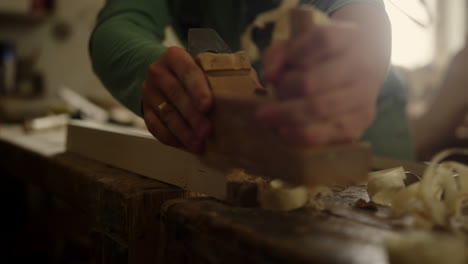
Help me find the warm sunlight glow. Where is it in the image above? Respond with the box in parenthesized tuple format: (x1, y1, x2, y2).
(385, 0, 466, 69)
(384, 0, 435, 68)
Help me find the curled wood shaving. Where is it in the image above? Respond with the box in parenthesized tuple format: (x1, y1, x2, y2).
(240, 0, 300, 62)
(258, 179, 333, 211)
(241, 3, 331, 63)
(259, 179, 309, 210)
(367, 167, 406, 206)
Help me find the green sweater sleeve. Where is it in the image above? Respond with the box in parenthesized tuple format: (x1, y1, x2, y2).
(90, 0, 171, 117)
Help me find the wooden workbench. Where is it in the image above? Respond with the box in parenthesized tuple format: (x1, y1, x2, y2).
(0, 125, 397, 264)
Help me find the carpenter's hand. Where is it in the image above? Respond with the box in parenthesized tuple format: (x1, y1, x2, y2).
(256, 22, 384, 145)
(142, 47, 212, 152)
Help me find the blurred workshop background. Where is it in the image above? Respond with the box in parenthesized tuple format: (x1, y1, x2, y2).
(0, 0, 467, 159)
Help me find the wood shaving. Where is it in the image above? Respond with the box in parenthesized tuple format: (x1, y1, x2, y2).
(258, 179, 333, 211)
(240, 0, 300, 62)
(241, 2, 331, 63)
(259, 179, 309, 210)
(367, 167, 406, 206)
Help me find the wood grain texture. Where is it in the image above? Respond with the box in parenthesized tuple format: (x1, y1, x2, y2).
(161, 194, 395, 264)
(0, 132, 199, 264)
(66, 122, 292, 207)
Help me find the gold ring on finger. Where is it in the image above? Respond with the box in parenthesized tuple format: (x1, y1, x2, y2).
(158, 101, 168, 112)
(157, 101, 175, 122)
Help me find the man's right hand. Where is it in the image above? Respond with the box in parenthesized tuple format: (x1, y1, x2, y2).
(142, 47, 212, 153)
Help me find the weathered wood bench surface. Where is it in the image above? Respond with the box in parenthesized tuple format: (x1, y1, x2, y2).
(0, 125, 397, 264)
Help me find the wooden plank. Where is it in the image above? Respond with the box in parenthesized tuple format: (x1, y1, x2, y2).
(66, 120, 227, 199)
(66, 122, 321, 207)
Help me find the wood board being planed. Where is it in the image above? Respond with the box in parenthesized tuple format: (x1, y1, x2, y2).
(66, 120, 227, 199)
(66, 121, 426, 206)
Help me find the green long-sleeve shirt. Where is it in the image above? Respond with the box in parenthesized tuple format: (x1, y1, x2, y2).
(90, 0, 415, 160)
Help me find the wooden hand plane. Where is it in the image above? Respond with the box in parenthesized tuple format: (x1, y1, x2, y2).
(189, 7, 371, 187)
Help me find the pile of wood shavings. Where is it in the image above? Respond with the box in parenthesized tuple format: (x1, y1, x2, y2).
(368, 149, 468, 231)
(368, 149, 468, 264)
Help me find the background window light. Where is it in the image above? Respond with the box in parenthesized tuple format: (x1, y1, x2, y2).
(384, 0, 436, 68)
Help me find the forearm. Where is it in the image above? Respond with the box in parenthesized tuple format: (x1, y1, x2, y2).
(90, 0, 170, 116)
(332, 3, 392, 86)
